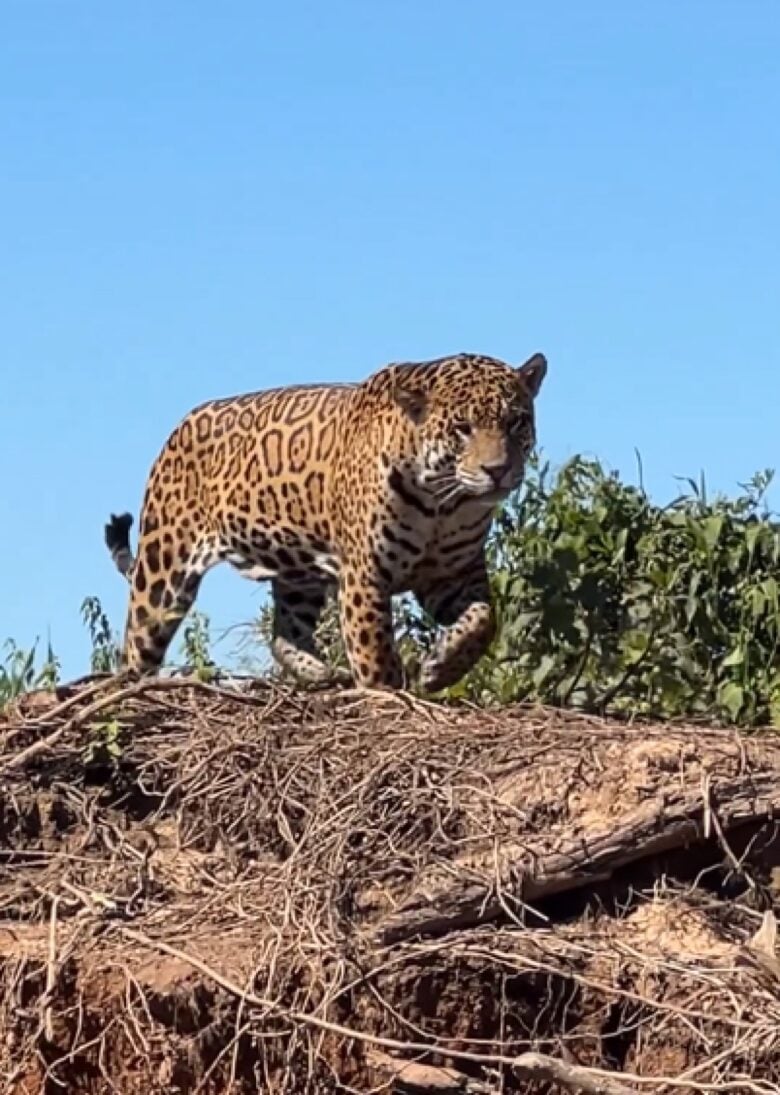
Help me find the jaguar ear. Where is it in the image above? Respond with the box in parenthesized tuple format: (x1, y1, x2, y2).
(390, 371, 428, 424)
(516, 352, 547, 398)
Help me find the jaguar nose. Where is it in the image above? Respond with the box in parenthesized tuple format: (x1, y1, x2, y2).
(481, 460, 512, 487)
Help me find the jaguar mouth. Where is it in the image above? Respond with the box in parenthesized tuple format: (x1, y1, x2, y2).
(478, 486, 512, 504)
(459, 481, 512, 504)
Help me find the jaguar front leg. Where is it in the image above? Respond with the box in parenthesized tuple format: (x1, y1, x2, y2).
(415, 563, 495, 693)
(338, 565, 404, 690)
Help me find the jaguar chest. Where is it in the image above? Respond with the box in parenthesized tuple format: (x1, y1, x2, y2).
(376, 502, 494, 592)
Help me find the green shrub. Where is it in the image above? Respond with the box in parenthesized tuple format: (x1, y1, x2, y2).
(452, 458, 780, 724)
(180, 610, 216, 680)
(81, 596, 122, 673)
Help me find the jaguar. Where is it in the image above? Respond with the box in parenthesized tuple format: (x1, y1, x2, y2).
(105, 351, 547, 691)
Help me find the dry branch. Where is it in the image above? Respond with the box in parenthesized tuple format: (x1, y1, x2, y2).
(367, 1048, 640, 1094)
(1, 681, 780, 1092)
(368, 1052, 498, 1092)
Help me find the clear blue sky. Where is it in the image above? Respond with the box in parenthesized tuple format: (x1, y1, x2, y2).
(2, 1, 779, 679)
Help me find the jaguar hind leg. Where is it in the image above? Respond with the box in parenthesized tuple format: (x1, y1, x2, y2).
(414, 563, 495, 693)
(271, 579, 350, 685)
(122, 528, 221, 673)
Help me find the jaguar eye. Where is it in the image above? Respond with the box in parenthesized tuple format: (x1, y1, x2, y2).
(454, 421, 472, 438)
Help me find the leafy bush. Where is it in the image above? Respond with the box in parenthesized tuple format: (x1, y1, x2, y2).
(453, 458, 780, 724)
(179, 610, 216, 680)
(81, 596, 122, 673)
(263, 457, 780, 725)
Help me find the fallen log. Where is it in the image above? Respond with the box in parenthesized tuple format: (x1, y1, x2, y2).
(378, 772, 780, 943)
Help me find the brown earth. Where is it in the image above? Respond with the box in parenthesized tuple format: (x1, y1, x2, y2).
(1, 675, 780, 1093)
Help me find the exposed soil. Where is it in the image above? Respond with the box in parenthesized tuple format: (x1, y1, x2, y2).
(1, 676, 780, 1093)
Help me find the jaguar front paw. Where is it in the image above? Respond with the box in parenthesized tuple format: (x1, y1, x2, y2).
(418, 655, 460, 694)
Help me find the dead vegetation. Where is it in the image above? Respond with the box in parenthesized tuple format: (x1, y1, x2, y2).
(1, 676, 780, 1093)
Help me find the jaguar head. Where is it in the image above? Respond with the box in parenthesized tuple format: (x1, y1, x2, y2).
(392, 352, 547, 505)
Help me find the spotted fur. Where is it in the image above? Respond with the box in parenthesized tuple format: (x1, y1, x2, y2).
(105, 352, 547, 691)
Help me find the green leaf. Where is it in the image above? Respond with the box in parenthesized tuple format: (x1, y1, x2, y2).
(620, 630, 650, 665)
(719, 682, 744, 721)
(532, 655, 558, 689)
(721, 646, 745, 668)
(700, 515, 724, 553)
(746, 523, 762, 557)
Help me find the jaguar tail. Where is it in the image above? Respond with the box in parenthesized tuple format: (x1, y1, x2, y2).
(104, 512, 135, 580)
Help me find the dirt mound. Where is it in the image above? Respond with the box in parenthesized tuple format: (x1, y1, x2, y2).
(1, 676, 780, 1093)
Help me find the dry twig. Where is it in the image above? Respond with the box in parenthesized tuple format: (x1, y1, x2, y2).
(0, 679, 779, 1091)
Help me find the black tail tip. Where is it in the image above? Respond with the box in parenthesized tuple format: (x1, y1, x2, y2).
(105, 512, 133, 552)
